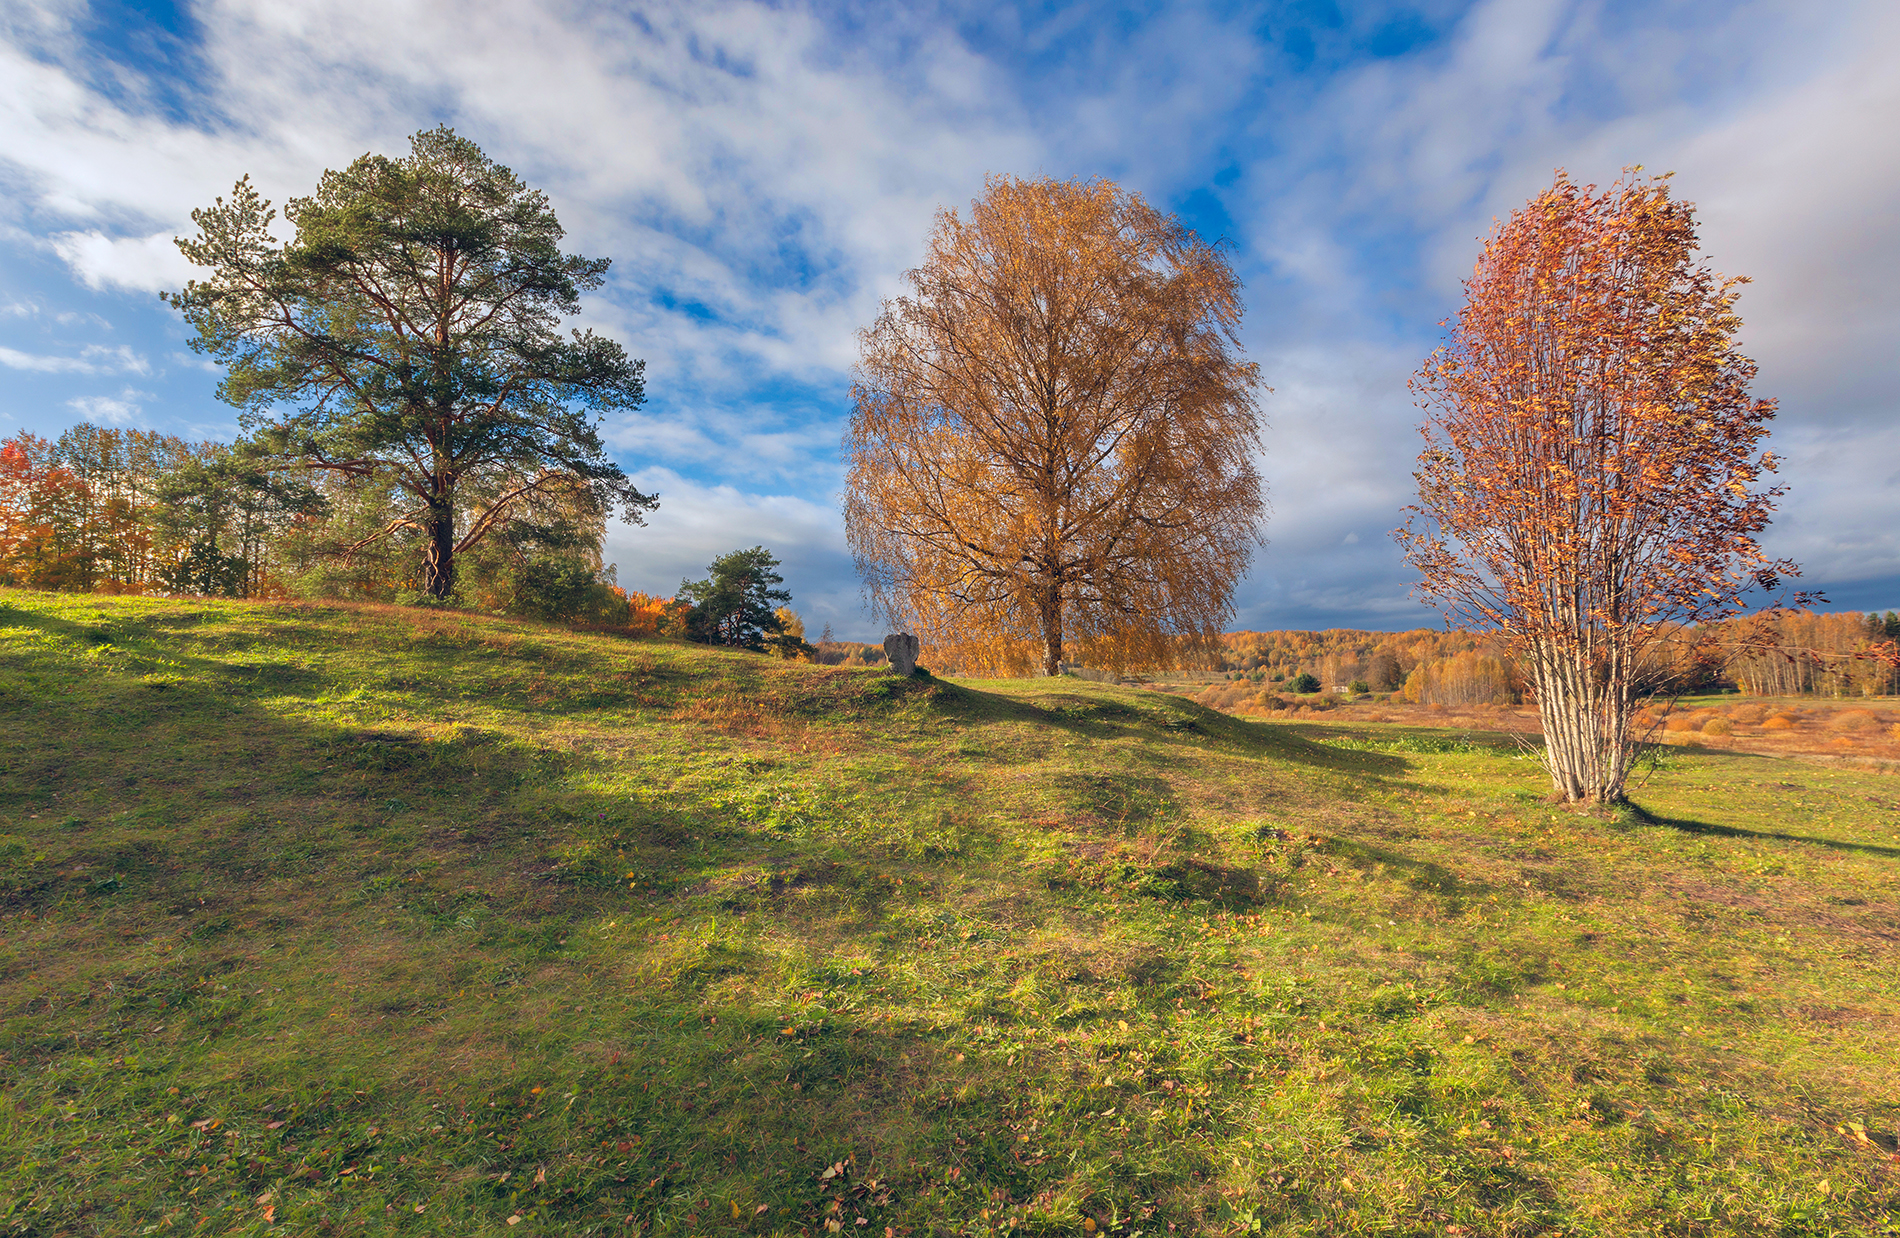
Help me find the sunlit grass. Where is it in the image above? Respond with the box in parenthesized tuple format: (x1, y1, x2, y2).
(1, 590, 1896, 1236)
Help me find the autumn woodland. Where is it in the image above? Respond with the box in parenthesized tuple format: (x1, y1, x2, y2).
(4, 129, 1898, 1237)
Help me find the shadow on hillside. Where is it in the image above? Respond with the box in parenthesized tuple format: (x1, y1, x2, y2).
(1625, 804, 1900, 859)
(928, 678, 1409, 776)
(1309, 833, 1494, 902)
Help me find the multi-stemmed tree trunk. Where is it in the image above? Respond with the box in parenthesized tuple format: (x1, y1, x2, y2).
(167, 127, 654, 599)
(845, 175, 1265, 677)
(1398, 170, 1803, 804)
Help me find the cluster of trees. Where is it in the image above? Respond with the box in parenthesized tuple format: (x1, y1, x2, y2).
(1205, 613, 1900, 709)
(1206, 629, 1523, 706)
(0, 423, 631, 622)
(1, 425, 318, 599)
(1211, 628, 1511, 693)
(0, 427, 821, 655)
(1708, 611, 1900, 697)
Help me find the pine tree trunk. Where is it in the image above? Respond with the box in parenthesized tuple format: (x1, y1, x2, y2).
(421, 502, 456, 599)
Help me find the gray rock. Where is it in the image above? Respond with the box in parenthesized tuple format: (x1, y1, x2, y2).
(883, 632, 920, 676)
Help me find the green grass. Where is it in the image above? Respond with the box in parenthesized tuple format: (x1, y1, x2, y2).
(1, 590, 1896, 1237)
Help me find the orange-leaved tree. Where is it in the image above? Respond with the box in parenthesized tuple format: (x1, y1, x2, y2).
(1397, 170, 1806, 804)
(845, 175, 1265, 677)
(0, 433, 94, 591)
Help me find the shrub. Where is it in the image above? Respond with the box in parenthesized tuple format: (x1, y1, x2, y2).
(1831, 709, 1878, 732)
(1348, 679, 1370, 694)
(1701, 717, 1733, 736)
(1288, 672, 1320, 694)
(1762, 715, 1796, 730)
(1729, 703, 1768, 725)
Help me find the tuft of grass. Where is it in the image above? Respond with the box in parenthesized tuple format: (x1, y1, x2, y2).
(1, 590, 1897, 1236)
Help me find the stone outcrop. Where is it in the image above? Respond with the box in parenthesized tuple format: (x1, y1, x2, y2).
(883, 632, 920, 676)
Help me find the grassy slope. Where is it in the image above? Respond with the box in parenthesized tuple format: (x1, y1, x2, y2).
(0, 591, 1896, 1238)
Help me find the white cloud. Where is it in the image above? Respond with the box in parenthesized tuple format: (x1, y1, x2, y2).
(0, 342, 148, 373)
(49, 229, 196, 293)
(65, 386, 151, 424)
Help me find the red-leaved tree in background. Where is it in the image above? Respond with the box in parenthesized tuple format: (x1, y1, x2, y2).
(0, 435, 93, 592)
(1397, 170, 1807, 804)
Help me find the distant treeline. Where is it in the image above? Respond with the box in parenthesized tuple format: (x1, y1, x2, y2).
(0, 425, 629, 622)
(1198, 616, 1900, 703)
(1203, 629, 1520, 705)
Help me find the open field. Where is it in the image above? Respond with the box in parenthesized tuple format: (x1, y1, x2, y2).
(2, 590, 1897, 1236)
(1176, 680, 1900, 768)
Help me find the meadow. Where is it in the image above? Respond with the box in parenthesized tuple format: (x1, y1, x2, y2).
(1, 591, 1896, 1236)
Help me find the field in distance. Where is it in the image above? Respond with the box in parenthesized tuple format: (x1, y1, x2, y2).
(1178, 678, 1900, 767)
(1, 591, 1896, 1236)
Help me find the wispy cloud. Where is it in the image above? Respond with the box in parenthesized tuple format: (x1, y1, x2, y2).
(0, 343, 149, 374)
(66, 387, 152, 425)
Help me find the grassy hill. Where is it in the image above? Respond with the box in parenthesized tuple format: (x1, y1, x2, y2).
(1, 591, 1896, 1237)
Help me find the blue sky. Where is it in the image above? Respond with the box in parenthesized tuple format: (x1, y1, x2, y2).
(2, 0, 1896, 638)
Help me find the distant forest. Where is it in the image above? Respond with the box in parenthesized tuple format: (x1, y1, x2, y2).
(1199, 617, 1900, 704)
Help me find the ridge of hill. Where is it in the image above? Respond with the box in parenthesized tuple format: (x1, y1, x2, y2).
(1, 592, 1896, 1236)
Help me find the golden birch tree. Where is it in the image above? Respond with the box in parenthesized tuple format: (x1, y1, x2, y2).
(1398, 170, 1805, 804)
(845, 176, 1265, 677)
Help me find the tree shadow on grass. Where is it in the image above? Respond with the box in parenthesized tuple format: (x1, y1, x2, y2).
(927, 677, 1409, 776)
(1624, 803, 1900, 860)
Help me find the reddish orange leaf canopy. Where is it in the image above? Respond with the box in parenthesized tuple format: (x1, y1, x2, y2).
(1397, 169, 1801, 803)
